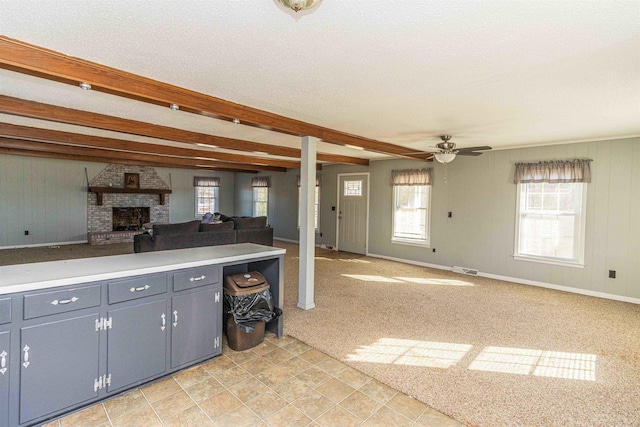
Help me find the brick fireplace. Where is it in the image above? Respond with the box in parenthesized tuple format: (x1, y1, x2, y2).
(87, 165, 170, 245)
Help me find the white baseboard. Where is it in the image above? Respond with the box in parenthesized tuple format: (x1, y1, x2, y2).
(366, 252, 453, 272)
(274, 237, 323, 248)
(0, 240, 88, 250)
(274, 237, 299, 244)
(367, 252, 640, 305)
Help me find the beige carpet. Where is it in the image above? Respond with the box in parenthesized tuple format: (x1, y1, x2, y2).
(276, 242, 640, 427)
(2, 241, 639, 426)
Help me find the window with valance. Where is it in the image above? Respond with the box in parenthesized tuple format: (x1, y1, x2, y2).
(390, 169, 432, 246)
(251, 177, 270, 218)
(514, 159, 591, 266)
(194, 176, 220, 216)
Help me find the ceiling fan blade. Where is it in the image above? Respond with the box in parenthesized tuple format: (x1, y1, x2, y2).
(456, 151, 483, 156)
(457, 146, 492, 152)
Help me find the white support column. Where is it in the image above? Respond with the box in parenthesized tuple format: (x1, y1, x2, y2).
(298, 136, 317, 310)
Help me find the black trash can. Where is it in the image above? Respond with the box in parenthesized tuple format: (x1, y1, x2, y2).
(223, 271, 278, 351)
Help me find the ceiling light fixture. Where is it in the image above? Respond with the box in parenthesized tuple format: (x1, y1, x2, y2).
(79, 82, 92, 90)
(232, 118, 240, 125)
(434, 152, 456, 164)
(169, 103, 179, 111)
(277, 0, 321, 12)
(345, 144, 365, 151)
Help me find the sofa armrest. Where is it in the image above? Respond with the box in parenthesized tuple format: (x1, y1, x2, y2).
(133, 233, 155, 253)
(236, 227, 273, 246)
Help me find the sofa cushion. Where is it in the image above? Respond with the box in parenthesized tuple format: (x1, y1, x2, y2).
(232, 216, 267, 229)
(199, 221, 235, 232)
(153, 220, 201, 236)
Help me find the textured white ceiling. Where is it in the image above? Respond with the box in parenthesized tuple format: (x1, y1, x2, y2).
(1, 0, 639, 160)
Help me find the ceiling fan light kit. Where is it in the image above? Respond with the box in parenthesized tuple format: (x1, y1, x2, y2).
(434, 152, 456, 164)
(432, 135, 492, 164)
(277, 0, 321, 12)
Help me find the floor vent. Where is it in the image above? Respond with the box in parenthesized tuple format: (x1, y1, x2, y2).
(453, 266, 479, 276)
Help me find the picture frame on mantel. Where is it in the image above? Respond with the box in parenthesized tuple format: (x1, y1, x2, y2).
(124, 173, 140, 189)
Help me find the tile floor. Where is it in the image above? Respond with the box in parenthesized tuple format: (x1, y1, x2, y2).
(43, 333, 462, 427)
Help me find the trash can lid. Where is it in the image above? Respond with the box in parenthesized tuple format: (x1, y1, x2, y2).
(224, 271, 269, 295)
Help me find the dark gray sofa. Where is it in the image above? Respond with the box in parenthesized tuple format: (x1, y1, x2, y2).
(133, 216, 273, 253)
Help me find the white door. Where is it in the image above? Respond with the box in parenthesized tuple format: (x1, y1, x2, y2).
(337, 174, 368, 254)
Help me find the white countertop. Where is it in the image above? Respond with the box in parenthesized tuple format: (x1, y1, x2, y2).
(0, 243, 285, 295)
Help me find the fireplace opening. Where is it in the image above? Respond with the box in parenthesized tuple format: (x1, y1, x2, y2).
(112, 207, 150, 231)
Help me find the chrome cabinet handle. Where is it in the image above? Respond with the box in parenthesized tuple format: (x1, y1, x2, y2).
(130, 285, 151, 292)
(22, 345, 30, 368)
(0, 350, 7, 375)
(173, 310, 178, 327)
(189, 275, 206, 282)
(51, 297, 79, 305)
(161, 313, 166, 331)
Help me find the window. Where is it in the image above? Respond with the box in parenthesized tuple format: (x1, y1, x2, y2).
(193, 176, 220, 216)
(344, 180, 362, 196)
(251, 176, 271, 220)
(515, 182, 586, 264)
(391, 169, 432, 246)
(253, 187, 268, 218)
(393, 185, 430, 245)
(513, 159, 591, 266)
(298, 186, 320, 231)
(195, 186, 218, 216)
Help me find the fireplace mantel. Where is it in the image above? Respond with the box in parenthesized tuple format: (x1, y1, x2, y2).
(88, 187, 172, 205)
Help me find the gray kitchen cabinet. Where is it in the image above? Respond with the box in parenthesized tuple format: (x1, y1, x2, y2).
(0, 244, 284, 426)
(171, 287, 221, 369)
(107, 299, 168, 392)
(19, 313, 100, 424)
(0, 330, 9, 427)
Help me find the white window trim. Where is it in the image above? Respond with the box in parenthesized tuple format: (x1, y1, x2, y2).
(252, 187, 269, 219)
(391, 184, 431, 247)
(194, 186, 218, 217)
(513, 182, 587, 268)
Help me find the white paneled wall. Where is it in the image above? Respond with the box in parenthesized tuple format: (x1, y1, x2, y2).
(319, 138, 640, 301)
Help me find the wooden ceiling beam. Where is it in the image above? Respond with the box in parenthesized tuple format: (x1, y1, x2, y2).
(0, 137, 286, 172)
(0, 147, 258, 173)
(0, 36, 423, 161)
(0, 122, 302, 170)
(0, 95, 364, 167)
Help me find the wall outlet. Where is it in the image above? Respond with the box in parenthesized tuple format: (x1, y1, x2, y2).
(432, 248, 436, 253)
(448, 212, 452, 218)
(24, 230, 29, 236)
(609, 270, 616, 279)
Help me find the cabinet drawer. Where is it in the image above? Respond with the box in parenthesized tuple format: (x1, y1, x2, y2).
(23, 285, 102, 320)
(108, 274, 167, 304)
(173, 266, 220, 292)
(0, 297, 10, 325)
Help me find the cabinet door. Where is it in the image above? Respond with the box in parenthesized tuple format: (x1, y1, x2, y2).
(107, 300, 167, 392)
(171, 288, 220, 369)
(20, 313, 100, 424)
(0, 331, 9, 427)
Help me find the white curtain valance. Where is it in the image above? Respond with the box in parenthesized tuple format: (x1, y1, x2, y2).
(514, 159, 592, 184)
(391, 169, 433, 186)
(251, 176, 271, 188)
(193, 176, 220, 187)
(296, 175, 321, 187)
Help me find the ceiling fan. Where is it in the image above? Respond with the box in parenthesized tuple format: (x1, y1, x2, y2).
(431, 135, 492, 164)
